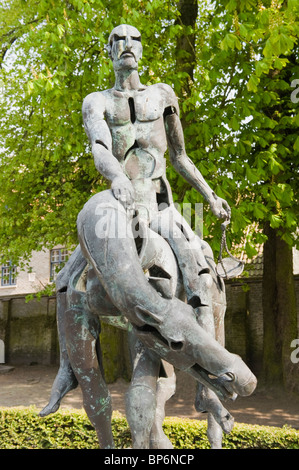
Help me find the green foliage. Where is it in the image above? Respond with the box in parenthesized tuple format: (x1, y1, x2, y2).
(181, 0, 299, 255)
(0, 0, 180, 264)
(0, 408, 298, 449)
(164, 417, 299, 449)
(0, 0, 299, 264)
(0, 407, 99, 449)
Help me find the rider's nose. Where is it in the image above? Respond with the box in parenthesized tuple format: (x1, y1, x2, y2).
(125, 36, 132, 50)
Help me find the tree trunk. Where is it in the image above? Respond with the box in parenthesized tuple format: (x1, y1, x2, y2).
(173, 0, 198, 202)
(276, 234, 299, 394)
(262, 222, 298, 393)
(175, 0, 197, 100)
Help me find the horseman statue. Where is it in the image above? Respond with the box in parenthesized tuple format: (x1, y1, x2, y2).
(40, 24, 257, 449)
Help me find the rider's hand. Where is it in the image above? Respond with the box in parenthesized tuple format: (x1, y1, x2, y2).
(111, 174, 135, 209)
(209, 193, 231, 220)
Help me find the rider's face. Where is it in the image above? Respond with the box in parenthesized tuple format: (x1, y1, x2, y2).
(109, 25, 143, 71)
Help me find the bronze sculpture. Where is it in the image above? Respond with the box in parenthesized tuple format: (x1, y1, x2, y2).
(40, 24, 256, 449)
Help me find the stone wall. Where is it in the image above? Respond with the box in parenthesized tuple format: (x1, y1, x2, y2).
(0, 294, 131, 382)
(225, 279, 264, 378)
(0, 296, 57, 365)
(0, 276, 298, 381)
(225, 275, 299, 378)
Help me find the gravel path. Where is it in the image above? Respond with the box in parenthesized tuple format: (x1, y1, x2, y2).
(1, 364, 299, 429)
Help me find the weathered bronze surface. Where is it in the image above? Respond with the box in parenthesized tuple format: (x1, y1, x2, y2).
(40, 25, 256, 449)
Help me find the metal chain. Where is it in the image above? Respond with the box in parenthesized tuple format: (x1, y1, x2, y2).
(217, 220, 244, 279)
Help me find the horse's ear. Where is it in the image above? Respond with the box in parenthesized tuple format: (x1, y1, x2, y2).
(134, 305, 162, 326)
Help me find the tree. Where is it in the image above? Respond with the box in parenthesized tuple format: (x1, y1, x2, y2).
(164, 0, 299, 391)
(0, 0, 181, 266)
(182, 0, 299, 392)
(1, 0, 299, 392)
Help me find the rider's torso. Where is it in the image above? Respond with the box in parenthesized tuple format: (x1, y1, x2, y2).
(103, 85, 168, 180)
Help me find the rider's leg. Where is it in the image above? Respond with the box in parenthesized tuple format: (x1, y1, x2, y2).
(195, 298, 234, 439)
(151, 209, 235, 441)
(64, 290, 114, 449)
(125, 330, 161, 449)
(195, 238, 234, 444)
(40, 246, 86, 417)
(39, 290, 78, 416)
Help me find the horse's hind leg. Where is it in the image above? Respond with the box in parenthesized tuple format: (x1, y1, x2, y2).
(65, 301, 114, 449)
(207, 414, 224, 449)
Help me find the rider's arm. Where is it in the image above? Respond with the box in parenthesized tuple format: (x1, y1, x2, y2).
(82, 92, 123, 181)
(163, 86, 230, 219)
(82, 92, 134, 206)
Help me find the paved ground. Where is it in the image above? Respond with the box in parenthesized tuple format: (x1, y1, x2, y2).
(1, 364, 299, 429)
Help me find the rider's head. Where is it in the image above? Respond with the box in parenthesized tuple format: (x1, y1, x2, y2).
(107, 24, 142, 71)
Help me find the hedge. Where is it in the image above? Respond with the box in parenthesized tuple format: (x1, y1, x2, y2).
(0, 407, 298, 449)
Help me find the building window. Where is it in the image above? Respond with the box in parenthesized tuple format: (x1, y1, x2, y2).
(1, 261, 17, 286)
(50, 249, 68, 281)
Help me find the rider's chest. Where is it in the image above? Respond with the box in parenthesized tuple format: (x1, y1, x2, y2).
(105, 91, 164, 126)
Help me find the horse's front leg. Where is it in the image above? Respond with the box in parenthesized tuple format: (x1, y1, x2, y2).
(149, 361, 176, 449)
(125, 330, 162, 449)
(65, 297, 114, 449)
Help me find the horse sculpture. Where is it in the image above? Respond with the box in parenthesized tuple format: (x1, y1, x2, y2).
(40, 199, 253, 449)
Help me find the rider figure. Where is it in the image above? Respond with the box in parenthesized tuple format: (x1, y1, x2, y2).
(81, 24, 231, 311)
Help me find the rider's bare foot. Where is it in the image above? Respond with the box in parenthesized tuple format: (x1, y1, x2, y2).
(39, 364, 78, 417)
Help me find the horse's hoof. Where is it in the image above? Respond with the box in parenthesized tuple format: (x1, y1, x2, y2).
(218, 412, 234, 434)
(150, 436, 173, 449)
